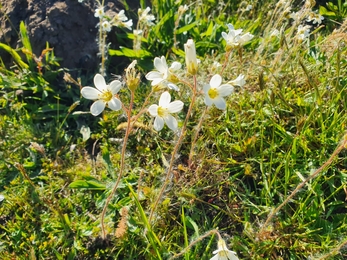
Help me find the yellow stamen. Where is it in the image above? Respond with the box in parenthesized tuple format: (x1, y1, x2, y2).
(157, 106, 167, 117)
(100, 90, 113, 102)
(208, 88, 218, 99)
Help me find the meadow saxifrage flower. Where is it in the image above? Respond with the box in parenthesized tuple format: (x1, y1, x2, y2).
(148, 91, 184, 131)
(145, 56, 181, 91)
(112, 10, 132, 30)
(307, 12, 324, 25)
(81, 74, 122, 116)
(101, 20, 112, 32)
(222, 24, 254, 50)
(94, 7, 104, 18)
(125, 60, 140, 92)
(296, 24, 311, 41)
(184, 39, 198, 75)
(138, 7, 156, 27)
(121, 20, 133, 30)
(210, 239, 239, 260)
(229, 74, 246, 87)
(203, 74, 234, 110)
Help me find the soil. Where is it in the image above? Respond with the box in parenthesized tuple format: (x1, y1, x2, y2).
(0, 0, 139, 73)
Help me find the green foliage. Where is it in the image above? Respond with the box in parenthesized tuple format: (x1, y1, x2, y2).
(2, 0, 347, 259)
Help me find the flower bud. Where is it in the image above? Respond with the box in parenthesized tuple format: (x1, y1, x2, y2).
(125, 60, 140, 92)
(184, 39, 198, 75)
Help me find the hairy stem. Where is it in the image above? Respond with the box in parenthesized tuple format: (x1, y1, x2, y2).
(100, 91, 134, 239)
(188, 106, 208, 167)
(149, 76, 198, 224)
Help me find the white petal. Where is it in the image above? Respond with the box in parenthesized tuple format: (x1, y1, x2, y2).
(170, 62, 182, 71)
(108, 98, 122, 111)
(90, 100, 106, 116)
(204, 95, 214, 106)
(154, 56, 167, 73)
(81, 87, 100, 100)
(217, 84, 234, 97)
(209, 255, 219, 260)
(227, 23, 235, 31)
(221, 32, 228, 41)
(94, 74, 107, 92)
(109, 80, 122, 94)
(148, 104, 158, 116)
(203, 83, 211, 94)
(154, 116, 164, 131)
(151, 78, 164, 86)
(210, 74, 222, 88)
(214, 97, 227, 110)
(146, 71, 161, 80)
(167, 83, 180, 91)
(164, 114, 178, 131)
(167, 100, 183, 113)
(230, 74, 246, 87)
(159, 91, 171, 107)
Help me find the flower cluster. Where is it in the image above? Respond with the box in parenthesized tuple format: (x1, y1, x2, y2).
(95, 6, 133, 32)
(81, 31, 247, 130)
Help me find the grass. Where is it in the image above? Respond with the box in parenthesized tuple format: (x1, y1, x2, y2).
(2, 0, 347, 259)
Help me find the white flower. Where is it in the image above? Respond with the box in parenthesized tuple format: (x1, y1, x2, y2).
(221, 24, 243, 48)
(210, 239, 239, 260)
(203, 74, 234, 110)
(148, 91, 184, 131)
(95, 7, 104, 18)
(245, 4, 252, 11)
(81, 74, 122, 116)
(121, 19, 133, 30)
(184, 39, 198, 75)
(221, 24, 253, 50)
(211, 61, 222, 73)
(296, 24, 311, 41)
(116, 10, 128, 22)
(229, 74, 246, 87)
(238, 32, 254, 45)
(270, 29, 280, 38)
(112, 10, 132, 30)
(138, 7, 156, 27)
(146, 56, 181, 91)
(101, 20, 112, 32)
(307, 12, 324, 25)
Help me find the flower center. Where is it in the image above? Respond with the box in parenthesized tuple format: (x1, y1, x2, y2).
(208, 88, 218, 99)
(157, 106, 168, 117)
(100, 90, 113, 102)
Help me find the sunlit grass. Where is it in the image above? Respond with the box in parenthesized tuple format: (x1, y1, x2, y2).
(1, 0, 347, 259)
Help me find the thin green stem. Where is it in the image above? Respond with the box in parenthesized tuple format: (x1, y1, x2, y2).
(149, 76, 198, 224)
(100, 91, 135, 239)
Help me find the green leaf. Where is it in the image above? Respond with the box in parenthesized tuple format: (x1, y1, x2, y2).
(108, 47, 152, 58)
(20, 21, 33, 64)
(176, 21, 199, 35)
(319, 5, 337, 16)
(69, 179, 106, 190)
(201, 21, 214, 37)
(0, 43, 29, 69)
(20, 21, 32, 53)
